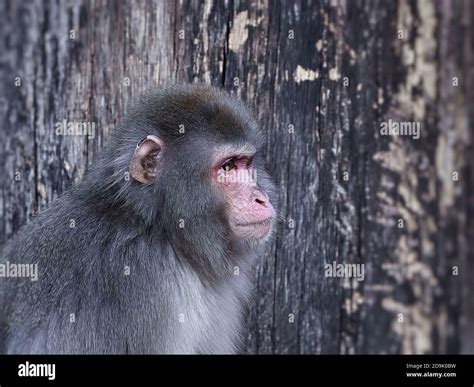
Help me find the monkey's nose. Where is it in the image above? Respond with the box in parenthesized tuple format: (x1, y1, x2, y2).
(253, 190, 270, 208)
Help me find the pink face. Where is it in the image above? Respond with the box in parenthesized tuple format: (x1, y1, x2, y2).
(213, 152, 275, 239)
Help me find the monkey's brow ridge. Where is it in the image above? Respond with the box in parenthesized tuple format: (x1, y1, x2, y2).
(217, 143, 257, 157)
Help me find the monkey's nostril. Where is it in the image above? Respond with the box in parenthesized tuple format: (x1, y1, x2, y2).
(255, 198, 267, 207)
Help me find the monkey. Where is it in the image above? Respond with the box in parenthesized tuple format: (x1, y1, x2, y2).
(0, 84, 277, 354)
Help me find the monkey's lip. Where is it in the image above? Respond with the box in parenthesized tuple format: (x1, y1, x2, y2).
(234, 218, 273, 238)
(235, 218, 272, 228)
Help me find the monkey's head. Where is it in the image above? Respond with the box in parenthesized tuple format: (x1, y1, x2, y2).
(94, 85, 277, 280)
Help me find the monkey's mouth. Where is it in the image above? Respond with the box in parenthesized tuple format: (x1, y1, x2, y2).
(236, 219, 272, 227)
(234, 218, 273, 238)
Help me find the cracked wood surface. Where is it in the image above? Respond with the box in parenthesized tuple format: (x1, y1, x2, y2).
(0, 0, 473, 354)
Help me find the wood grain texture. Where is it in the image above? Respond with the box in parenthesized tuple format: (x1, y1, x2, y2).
(0, 0, 473, 354)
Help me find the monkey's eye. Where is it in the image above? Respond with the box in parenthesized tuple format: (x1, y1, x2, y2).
(221, 159, 237, 172)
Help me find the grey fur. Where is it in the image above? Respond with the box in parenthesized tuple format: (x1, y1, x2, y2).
(0, 85, 277, 354)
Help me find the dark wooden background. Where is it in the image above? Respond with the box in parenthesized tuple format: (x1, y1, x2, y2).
(1, 0, 473, 354)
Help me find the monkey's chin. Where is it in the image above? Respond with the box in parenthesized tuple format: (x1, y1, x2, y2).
(233, 218, 273, 240)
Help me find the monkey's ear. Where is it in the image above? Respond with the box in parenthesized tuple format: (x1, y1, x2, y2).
(129, 135, 164, 184)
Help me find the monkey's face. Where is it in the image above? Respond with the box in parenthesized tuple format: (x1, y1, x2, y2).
(125, 85, 277, 248)
(128, 133, 276, 244)
(212, 150, 276, 241)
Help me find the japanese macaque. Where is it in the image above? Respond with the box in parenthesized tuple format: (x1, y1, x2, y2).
(0, 84, 277, 354)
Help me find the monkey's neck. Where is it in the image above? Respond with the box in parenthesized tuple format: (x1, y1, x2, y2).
(164, 228, 257, 287)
